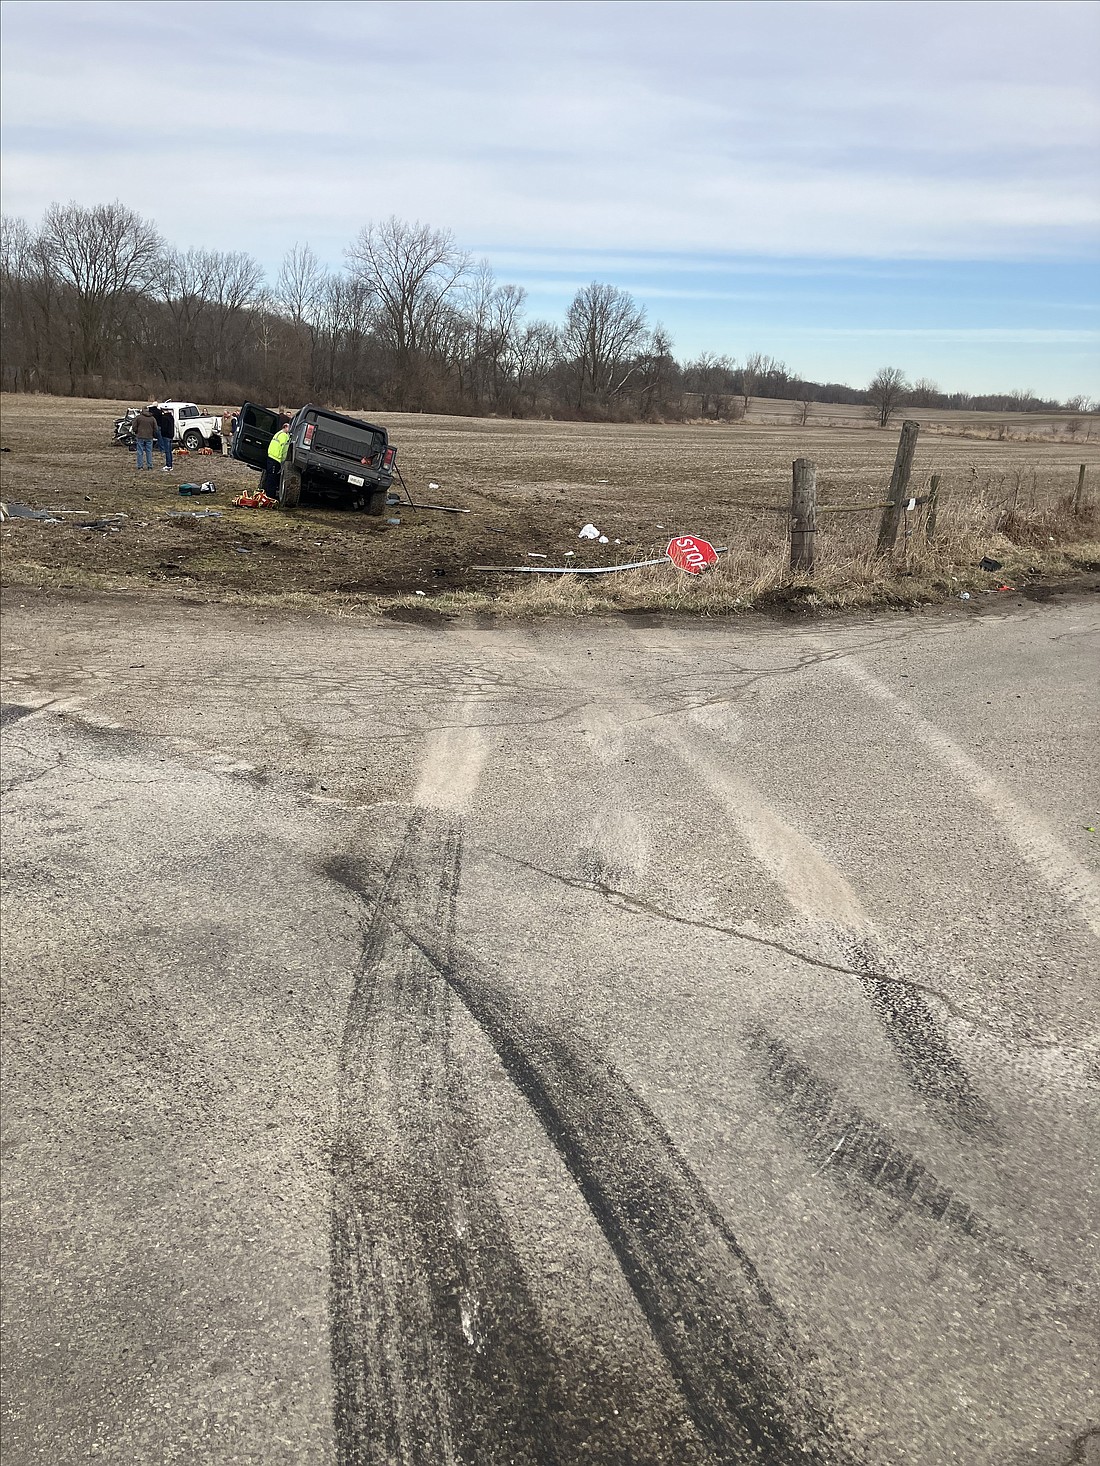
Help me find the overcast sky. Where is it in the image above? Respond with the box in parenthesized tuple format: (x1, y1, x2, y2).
(2, 0, 1097, 398)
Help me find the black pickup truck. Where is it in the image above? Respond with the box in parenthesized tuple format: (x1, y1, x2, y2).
(232, 402, 397, 511)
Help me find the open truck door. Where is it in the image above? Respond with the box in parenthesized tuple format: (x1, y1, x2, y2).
(232, 403, 282, 470)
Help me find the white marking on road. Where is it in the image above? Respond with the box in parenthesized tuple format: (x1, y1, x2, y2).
(415, 721, 489, 812)
(664, 726, 872, 932)
(831, 653, 1100, 940)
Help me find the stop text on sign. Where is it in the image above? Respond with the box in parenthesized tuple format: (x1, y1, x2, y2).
(667, 535, 719, 574)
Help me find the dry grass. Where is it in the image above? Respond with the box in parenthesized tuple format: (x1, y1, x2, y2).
(1, 392, 1097, 617)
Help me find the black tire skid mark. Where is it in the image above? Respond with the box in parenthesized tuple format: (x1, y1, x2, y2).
(328, 825, 855, 1466)
(0, 703, 37, 729)
(330, 814, 570, 1466)
(841, 937, 1001, 1141)
(745, 1026, 1090, 1306)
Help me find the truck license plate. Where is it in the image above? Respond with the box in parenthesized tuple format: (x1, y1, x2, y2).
(348, 474, 365, 487)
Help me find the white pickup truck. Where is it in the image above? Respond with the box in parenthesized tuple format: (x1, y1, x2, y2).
(157, 401, 224, 451)
(114, 401, 224, 451)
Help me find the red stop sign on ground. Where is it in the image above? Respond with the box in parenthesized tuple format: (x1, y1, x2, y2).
(667, 535, 719, 574)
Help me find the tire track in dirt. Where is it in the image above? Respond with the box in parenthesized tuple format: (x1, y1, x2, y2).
(328, 824, 856, 1466)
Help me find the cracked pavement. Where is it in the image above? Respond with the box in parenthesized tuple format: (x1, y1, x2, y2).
(1, 587, 1098, 1466)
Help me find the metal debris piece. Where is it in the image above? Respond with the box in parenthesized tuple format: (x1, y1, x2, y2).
(474, 548, 728, 576)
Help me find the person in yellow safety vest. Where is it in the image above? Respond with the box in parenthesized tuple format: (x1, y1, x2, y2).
(263, 421, 292, 498)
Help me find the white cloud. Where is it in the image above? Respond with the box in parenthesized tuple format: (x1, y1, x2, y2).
(2, 0, 1097, 262)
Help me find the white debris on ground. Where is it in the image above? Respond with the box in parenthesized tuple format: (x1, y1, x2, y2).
(578, 523, 600, 539)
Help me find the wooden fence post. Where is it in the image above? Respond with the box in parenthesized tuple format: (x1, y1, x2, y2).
(791, 458, 816, 572)
(1072, 463, 1086, 517)
(877, 419, 920, 552)
(925, 473, 940, 543)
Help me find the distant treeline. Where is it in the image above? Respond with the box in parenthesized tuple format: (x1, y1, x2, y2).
(1, 202, 1092, 420)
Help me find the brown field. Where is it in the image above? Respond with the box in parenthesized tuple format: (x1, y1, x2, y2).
(1, 392, 1097, 615)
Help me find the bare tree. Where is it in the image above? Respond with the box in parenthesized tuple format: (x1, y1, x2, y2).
(277, 243, 323, 325)
(204, 250, 264, 386)
(1, 215, 45, 388)
(867, 366, 909, 427)
(345, 217, 470, 404)
(682, 352, 738, 419)
(738, 352, 787, 416)
(277, 243, 325, 392)
(512, 320, 558, 413)
(909, 376, 940, 407)
(155, 247, 217, 382)
(562, 281, 647, 411)
(797, 397, 813, 426)
(39, 200, 162, 382)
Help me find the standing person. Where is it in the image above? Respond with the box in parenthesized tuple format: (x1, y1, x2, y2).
(132, 406, 158, 470)
(220, 411, 234, 457)
(152, 403, 175, 471)
(263, 419, 292, 498)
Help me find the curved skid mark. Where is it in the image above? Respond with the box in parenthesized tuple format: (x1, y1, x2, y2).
(330, 815, 568, 1466)
(329, 828, 853, 1466)
(493, 846, 1010, 1136)
(746, 1026, 1094, 1309)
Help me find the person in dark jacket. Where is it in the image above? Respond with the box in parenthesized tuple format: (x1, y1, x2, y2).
(152, 405, 175, 470)
(133, 407, 158, 470)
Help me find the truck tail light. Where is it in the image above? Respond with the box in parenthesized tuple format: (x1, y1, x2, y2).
(303, 423, 315, 447)
(382, 446, 396, 469)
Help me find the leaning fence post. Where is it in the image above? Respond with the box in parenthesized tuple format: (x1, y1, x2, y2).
(877, 419, 920, 552)
(925, 473, 940, 543)
(1072, 463, 1086, 516)
(791, 458, 816, 572)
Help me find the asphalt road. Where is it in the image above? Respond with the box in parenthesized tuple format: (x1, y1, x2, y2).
(2, 588, 1098, 1466)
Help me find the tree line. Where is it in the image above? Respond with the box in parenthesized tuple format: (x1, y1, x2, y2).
(1, 201, 1092, 422)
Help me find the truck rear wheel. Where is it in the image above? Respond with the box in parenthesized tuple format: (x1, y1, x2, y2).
(182, 429, 203, 451)
(365, 489, 387, 517)
(278, 465, 302, 508)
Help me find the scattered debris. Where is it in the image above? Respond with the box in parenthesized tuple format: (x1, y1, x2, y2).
(415, 590, 426, 596)
(79, 517, 125, 533)
(564, 550, 575, 558)
(578, 523, 600, 540)
(179, 482, 217, 496)
(387, 517, 401, 525)
(428, 482, 440, 490)
(979, 556, 1003, 572)
(166, 509, 222, 520)
(231, 490, 275, 509)
(960, 592, 971, 600)
(526, 552, 548, 559)
(0, 502, 61, 523)
(598, 535, 610, 544)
